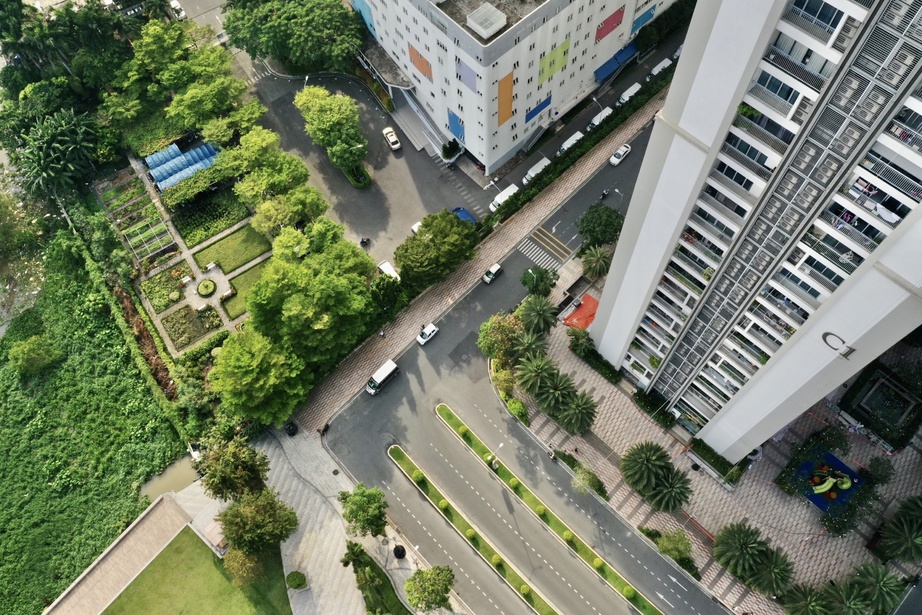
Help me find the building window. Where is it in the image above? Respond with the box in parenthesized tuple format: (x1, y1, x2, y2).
(715, 161, 754, 191)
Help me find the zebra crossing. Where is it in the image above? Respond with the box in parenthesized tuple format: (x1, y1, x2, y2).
(244, 67, 271, 85)
(432, 158, 488, 218)
(518, 226, 576, 270)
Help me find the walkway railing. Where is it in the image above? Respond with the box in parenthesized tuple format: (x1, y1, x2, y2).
(782, 4, 837, 43)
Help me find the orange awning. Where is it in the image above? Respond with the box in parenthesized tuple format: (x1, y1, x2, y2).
(563, 294, 598, 329)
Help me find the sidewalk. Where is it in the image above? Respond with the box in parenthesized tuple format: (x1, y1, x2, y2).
(293, 90, 667, 432)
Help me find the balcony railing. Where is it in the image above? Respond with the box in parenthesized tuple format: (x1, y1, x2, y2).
(817, 210, 878, 252)
(716, 362, 748, 388)
(747, 325, 783, 353)
(782, 4, 836, 43)
(689, 211, 735, 244)
(764, 45, 828, 91)
(645, 304, 675, 329)
(722, 346, 758, 376)
(682, 232, 722, 264)
(731, 332, 770, 364)
(732, 115, 790, 155)
(750, 304, 794, 339)
(702, 366, 739, 395)
(758, 289, 807, 325)
(709, 171, 757, 205)
(659, 275, 690, 304)
(720, 143, 773, 180)
(698, 192, 746, 227)
(798, 263, 839, 292)
(683, 389, 720, 419)
(748, 83, 795, 116)
(672, 250, 709, 278)
(801, 233, 860, 274)
(773, 274, 822, 310)
(653, 292, 688, 322)
(887, 119, 922, 155)
(860, 152, 922, 200)
(666, 265, 704, 295)
(835, 185, 903, 229)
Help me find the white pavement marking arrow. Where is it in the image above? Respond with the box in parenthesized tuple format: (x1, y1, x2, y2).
(668, 575, 688, 591)
(656, 592, 675, 608)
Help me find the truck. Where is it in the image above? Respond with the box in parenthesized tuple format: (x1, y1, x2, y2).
(556, 131, 585, 157)
(617, 83, 642, 106)
(587, 106, 613, 131)
(646, 58, 673, 81)
(523, 157, 551, 185)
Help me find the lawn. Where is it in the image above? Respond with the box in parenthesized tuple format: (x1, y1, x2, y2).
(171, 190, 251, 248)
(140, 260, 193, 313)
(389, 446, 557, 615)
(104, 527, 291, 615)
(162, 305, 224, 350)
(224, 261, 268, 319)
(436, 404, 662, 615)
(193, 224, 271, 274)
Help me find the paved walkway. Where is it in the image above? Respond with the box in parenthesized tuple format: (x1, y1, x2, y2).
(293, 89, 667, 432)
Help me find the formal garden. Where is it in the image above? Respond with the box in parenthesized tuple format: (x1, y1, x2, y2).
(192, 224, 271, 275)
(171, 190, 251, 249)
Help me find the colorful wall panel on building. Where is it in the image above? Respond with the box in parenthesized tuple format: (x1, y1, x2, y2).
(595, 7, 625, 42)
(456, 59, 478, 93)
(349, 0, 376, 38)
(539, 39, 570, 85)
(448, 109, 465, 142)
(631, 5, 656, 34)
(526, 95, 552, 123)
(498, 72, 514, 126)
(409, 44, 433, 81)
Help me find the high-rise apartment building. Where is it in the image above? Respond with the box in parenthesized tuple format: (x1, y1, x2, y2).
(592, 0, 922, 463)
(350, 0, 680, 172)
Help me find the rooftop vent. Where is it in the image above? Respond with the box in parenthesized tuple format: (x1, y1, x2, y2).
(467, 3, 507, 39)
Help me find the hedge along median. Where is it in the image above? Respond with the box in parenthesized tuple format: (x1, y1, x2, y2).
(435, 404, 661, 615)
(388, 446, 557, 615)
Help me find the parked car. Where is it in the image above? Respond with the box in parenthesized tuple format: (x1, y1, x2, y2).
(411, 221, 422, 235)
(482, 263, 502, 284)
(169, 0, 186, 20)
(383, 127, 401, 151)
(284, 421, 298, 436)
(417, 323, 439, 346)
(609, 144, 632, 166)
(452, 207, 477, 225)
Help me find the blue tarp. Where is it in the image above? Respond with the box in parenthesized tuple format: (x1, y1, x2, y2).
(793, 448, 863, 513)
(144, 143, 181, 169)
(594, 41, 638, 82)
(157, 157, 216, 190)
(151, 144, 219, 189)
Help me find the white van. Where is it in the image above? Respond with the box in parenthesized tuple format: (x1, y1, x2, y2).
(617, 83, 642, 106)
(489, 184, 520, 212)
(556, 131, 585, 157)
(523, 157, 551, 185)
(646, 58, 673, 81)
(587, 107, 613, 131)
(377, 260, 400, 282)
(366, 359, 399, 395)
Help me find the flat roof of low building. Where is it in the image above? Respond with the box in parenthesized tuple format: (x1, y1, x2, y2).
(437, 0, 547, 43)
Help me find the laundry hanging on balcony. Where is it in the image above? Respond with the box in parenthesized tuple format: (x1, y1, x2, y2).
(874, 204, 901, 223)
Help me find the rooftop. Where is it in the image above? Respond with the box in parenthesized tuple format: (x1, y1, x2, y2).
(437, 0, 547, 43)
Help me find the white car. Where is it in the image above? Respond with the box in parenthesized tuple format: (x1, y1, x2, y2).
(609, 144, 631, 166)
(383, 127, 401, 151)
(411, 221, 422, 235)
(169, 0, 186, 20)
(417, 323, 439, 346)
(482, 263, 502, 284)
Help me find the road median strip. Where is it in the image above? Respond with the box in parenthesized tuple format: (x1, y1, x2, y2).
(435, 403, 663, 615)
(387, 445, 558, 615)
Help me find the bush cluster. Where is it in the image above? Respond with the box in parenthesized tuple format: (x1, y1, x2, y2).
(505, 398, 530, 425)
(555, 450, 608, 499)
(632, 389, 676, 428)
(567, 328, 622, 385)
(286, 571, 307, 589)
(690, 438, 745, 485)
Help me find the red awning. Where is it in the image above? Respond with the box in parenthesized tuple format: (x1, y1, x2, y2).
(563, 295, 598, 329)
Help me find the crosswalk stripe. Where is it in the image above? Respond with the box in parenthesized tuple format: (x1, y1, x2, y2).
(518, 238, 560, 270)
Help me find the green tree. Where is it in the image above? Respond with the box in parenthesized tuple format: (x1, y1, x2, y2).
(860, 456, 895, 487)
(850, 562, 905, 613)
(493, 369, 515, 397)
(218, 488, 298, 553)
(646, 466, 691, 512)
(143, 0, 173, 20)
(251, 186, 329, 237)
(7, 334, 60, 377)
(513, 331, 548, 360)
(535, 371, 575, 418)
(581, 244, 613, 279)
(558, 391, 597, 434)
(656, 530, 692, 561)
(395, 209, 479, 291)
(712, 522, 769, 581)
(338, 483, 388, 537)
(207, 329, 306, 426)
(578, 202, 624, 247)
(519, 295, 557, 335)
(167, 75, 247, 130)
(201, 100, 266, 145)
(194, 435, 270, 500)
(341, 540, 364, 568)
(567, 326, 594, 356)
(521, 266, 558, 297)
(822, 581, 870, 615)
(15, 108, 97, 197)
(405, 565, 455, 611)
(516, 352, 557, 396)
(749, 548, 793, 596)
(293, 86, 366, 169)
(620, 441, 670, 495)
(572, 465, 596, 495)
(223, 546, 264, 586)
(880, 513, 922, 563)
(476, 312, 525, 369)
(783, 584, 829, 615)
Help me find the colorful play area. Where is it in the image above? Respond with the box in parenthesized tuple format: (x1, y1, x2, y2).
(793, 448, 863, 512)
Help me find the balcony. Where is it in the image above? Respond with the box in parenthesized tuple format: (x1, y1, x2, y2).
(772, 274, 822, 310)
(672, 250, 710, 279)
(817, 210, 878, 252)
(801, 232, 861, 274)
(720, 143, 773, 180)
(681, 230, 723, 265)
(747, 325, 783, 353)
(732, 115, 790, 155)
(860, 152, 922, 200)
(698, 192, 746, 227)
(731, 332, 770, 365)
(701, 366, 739, 395)
(798, 263, 839, 293)
(689, 211, 735, 245)
(750, 303, 794, 339)
(659, 275, 690, 304)
(748, 83, 795, 116)
(764, 45, 828, 92)
(645, 304, 675, 330)
(836, 184, 904, 229)
(721, 345, 758, 376)
(758, 289, 807, 325)
(716, 361, 748, 388)
(709, 171, 757, 205)
(886, 119, 922, 156)
(653, 291, 688, 322)
(782, 4, 837, 43)
(666, 265, 704, 295)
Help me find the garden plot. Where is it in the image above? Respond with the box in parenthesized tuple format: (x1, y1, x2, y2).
(171, 190, 250, 248)
(96, 170, 177, 262)
(162, 304, 224, 350)
(140, 260, 193, 313)
(223, 260, 267, 319)
(193, 224, 271, 274)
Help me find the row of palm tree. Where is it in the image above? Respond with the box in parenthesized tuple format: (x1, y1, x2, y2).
(712, 522, 793, 595)
(880, 494, 922, 563)
(782, 562, 905, 615)
(619, 441, 691, 513)
(517, 352, 598, 434)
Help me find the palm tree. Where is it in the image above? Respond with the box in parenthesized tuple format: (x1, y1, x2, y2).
(822, 581, 870, 615)
(880, 514, 922, 563)
(581, 244, 613, 279)
(513, 331, 548, 359)
(712, 522, 768, 581)
(850, 562, 905, 614)
(558, 391, 597, 434)
(17, 108, 96, 197)
(646, 466, 691, 513)
(749, 548, 793, 596)
(898, 495, 922, 521)
(519, 295, 557, 334)
(782, 584, 829, 615)
(516, 353, 557, 396)
(535, 371, 575, 418)
(620, 441, 670, 495)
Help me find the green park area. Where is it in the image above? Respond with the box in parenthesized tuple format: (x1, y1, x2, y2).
(193, 225, 271, 274)
(103, 527, 291, 615)
(224, 261, 269, 319)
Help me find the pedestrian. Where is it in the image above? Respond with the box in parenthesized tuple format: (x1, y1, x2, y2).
(380, 330, 386, 338)
(574, 447, 579, 454)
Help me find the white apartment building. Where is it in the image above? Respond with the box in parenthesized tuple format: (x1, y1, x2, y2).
(350, 0, 680, 172)
(592, 0, 922, 463)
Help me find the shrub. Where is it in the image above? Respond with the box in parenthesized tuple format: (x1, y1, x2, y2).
(509, 478, 520, 489)
(465, 529, 476, 540)
(638, 526, 662, 541)
(458, 425, 469, 437)
(168, 291, 180, 302)
(506, 398, 530, 425)
(286, 571, 307, 589)
(632, 389, 676, 428)
(438, 499, 449, 511)
(568, 329, 622, 385)
(593, 557, 604, 569)
(412, 470, 425, 483)
(491, 554, 502, 566)
(483, 453, 492, 463)
(520, 585, 531, 596)
(493, 368, 515, 396)
(861, 456, 895, 487)
(197, 279, 216, 297)
(563, 530, 574, 542)
(691, 438, 745, 484)
(623, 586, 636, 599)
(536, 505, 546, 516)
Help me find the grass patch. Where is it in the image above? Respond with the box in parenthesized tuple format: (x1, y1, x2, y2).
(171, 190, 251, 248)
(389, 446, 556, 615)
(436, 404, 661, 615)
(162, 305, 224, 350)
(193, 224, 271, 274)
(224, 261, 268, 319)
(346, 546, 411, 615)
(140, 260, 193, 313)
(103, 527, 291, 615)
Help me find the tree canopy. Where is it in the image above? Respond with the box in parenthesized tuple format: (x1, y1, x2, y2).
(338, 483, 389, 537)
(578, 202, 624, 248)
(293, 86, 367, 169)
(395, 210, 479, 291)
(218, 489, 298, 554)
(194, 435, 270, 500)
(405, 566, 455, 611)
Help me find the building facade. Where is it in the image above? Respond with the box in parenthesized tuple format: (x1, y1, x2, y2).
(592, 0, 922, 462)
(351, 0, 680, 172)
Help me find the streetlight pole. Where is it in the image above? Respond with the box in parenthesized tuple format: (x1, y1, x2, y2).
(613, 188, 625, 208)
(591, 96, 604, 112)
(483, 179, 502, 193)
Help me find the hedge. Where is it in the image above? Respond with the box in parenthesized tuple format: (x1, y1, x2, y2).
(632, 389, 677, 429)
